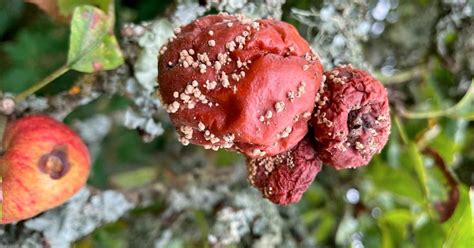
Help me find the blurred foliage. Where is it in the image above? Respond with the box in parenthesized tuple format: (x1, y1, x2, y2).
(1, 0, 473, 247)
(0, 6, 72, 93)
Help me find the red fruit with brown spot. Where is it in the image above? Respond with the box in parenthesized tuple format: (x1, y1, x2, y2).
(246, 136, 322, 205)
(0, 115, 90, 224)
(311, 65, 391, 169)
(158, 14, 323, 158)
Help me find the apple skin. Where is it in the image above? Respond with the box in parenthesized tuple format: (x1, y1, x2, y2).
(1, 115, 90, 224)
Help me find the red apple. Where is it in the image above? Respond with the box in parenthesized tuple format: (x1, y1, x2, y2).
(1, 115, 91, 224)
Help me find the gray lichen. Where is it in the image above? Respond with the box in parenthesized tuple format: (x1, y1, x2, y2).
(173, 0, 207, 25)
(72, 114, 113, 158)
(291, 0, 371, 69)
(209, 0, 286, 19)
(209, 191, 283, 247)
(24, 188, 134, 247)
(0, 188, 134, 247)
(173, 0, 286, 25)
(436, 0, 474, 73)
(133, 19, 174, 92)
(15, 95, 49, 113)
(123, 108, 164, 142)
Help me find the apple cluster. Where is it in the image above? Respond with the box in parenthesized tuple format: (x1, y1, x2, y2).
(158, 14, 391, 204)
(0, 14, 392, 225)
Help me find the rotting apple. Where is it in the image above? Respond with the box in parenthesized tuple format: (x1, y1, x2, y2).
(246, 136, 322, 205)
(311, 64, 391, 169)
(0, 115, 90, 224)
(157, 13, 324, 158)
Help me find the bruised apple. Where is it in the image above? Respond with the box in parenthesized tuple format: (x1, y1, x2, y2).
(1, 115, 90, 224)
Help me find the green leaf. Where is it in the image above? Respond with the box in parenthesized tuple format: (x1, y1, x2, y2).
(378, 209, 414, 247)
(58, 0, 111, 17)
(367, 158, 424, 203)
(407, 143, 430, 210)
(415, 220, 444, 248)
(109, 166, 158, 189)
(315, 213, 336, 242)
(471, 187, 474, 227)
(67, 5, 123, 73)
(85, 221, 128, 248)
(380, 209, 413, 229)
(402, 79, 474, 120)
(429, 119, 467, 165)
(443, 186, 473, 247)
(451, 79, 474, 119)
(194, 210, 210, 246)
(379, 221, 394, 248)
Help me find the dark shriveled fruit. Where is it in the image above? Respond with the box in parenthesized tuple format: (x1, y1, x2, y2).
(158, 14, 323, 158)
(246, 136, 322, 205)
(311, 64, 391, 169)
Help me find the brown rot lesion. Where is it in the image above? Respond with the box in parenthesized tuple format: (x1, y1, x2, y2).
(38, 146, 70, 180)
(347, 107, 375, 132)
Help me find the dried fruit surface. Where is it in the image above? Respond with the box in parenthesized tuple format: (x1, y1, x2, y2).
(311, 65, 391, 169)
(158, 14, 323, 157)
(246, 137, 322, 205)
(1, 115, 90, 224)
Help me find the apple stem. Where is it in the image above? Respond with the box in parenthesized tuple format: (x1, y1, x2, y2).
(14, 65, 70, 103)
